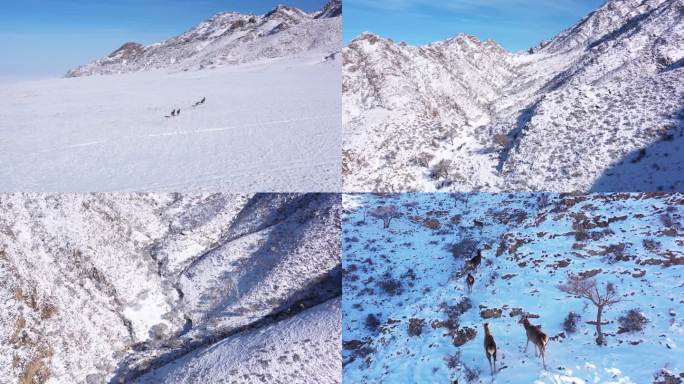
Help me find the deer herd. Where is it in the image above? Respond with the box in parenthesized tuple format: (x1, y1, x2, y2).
(464, 247, 549, 377)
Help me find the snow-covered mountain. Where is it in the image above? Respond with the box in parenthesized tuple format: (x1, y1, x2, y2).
(343, 0, 684, 193)
(66, 1, 341, 77)
(0, 193, 341, 383)
(342, 193, 684, 383)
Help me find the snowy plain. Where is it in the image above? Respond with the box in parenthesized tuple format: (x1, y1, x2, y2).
(0, 54, 341, 192)
(342, 193, 684, 383)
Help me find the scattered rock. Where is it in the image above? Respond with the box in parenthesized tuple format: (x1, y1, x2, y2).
(579, 269, 602, 278)
(480, 308, 502, 319)
(452, 327, 477, 346)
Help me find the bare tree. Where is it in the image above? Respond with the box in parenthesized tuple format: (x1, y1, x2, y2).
(368, 205, 402, 229)
(558, 274, 621, 345)
(431, 159, 453, 181)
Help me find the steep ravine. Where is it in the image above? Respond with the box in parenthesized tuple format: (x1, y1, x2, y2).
(0, 193, 341, 383)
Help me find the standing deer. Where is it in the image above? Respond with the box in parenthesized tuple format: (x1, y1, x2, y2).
(519, 315, 548, 368)
(466, 273, 474, 293)
(467, 249, 482, 270)
(483, 322, 497, 375)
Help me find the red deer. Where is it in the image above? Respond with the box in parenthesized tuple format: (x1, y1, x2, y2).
(466, 273, 474, 293)
(466, 249, 482, 270)
(519, 315, 548, 368)
(483, 322, 497, 375)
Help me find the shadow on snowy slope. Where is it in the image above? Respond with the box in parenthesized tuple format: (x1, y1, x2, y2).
(204, 193, 342, 320)
(496, 101, 540, 172)
(109, 266, 341, 383)
(590, 105, 684, 192)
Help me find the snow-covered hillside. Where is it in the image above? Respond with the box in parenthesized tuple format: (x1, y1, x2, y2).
(65, 1, 341, 77)
(0, 193, 341, 383)
(343, 0, 684, 193)
(342, 193, 684, 383)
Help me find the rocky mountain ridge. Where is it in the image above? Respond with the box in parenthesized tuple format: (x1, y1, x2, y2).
(66, 0, 342, 77)
(343, 0, 684, 193)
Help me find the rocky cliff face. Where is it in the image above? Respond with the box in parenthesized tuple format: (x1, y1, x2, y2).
(66, 0, 342, 77)
(343, 0, 684, 193)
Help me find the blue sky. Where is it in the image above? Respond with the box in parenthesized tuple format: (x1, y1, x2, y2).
(0, 0, 328, 76)
(344, 0, 606, 51)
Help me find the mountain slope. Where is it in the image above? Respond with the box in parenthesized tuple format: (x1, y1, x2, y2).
(66, 1, 341, 77)
(342, 193, 684, 383)
(137, 298, 341, 384)
(0, 193, 341, 383)
(343, 0, 684, 193)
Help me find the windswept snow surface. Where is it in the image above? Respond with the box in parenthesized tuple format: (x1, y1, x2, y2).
(0, 54, 341, 192)
(0, 193, 342, 383)
(342, 193, 684, 383)
(343, 0, 684, 193)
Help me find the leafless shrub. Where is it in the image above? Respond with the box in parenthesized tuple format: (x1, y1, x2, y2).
(408, 318, 425, 337)
(563, 312, 581, 334)
(448, 239, 478, 260)
(377, 274, 403, 296)
(444, 352, 461, 369)
(414, 152, 435, 168)
(618, 309, 648, 333)
(463, 364, 480, 383)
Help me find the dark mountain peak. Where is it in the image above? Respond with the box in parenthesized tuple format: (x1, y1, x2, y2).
(316, 0, 342, 19)
(114, 42, 144, 53)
